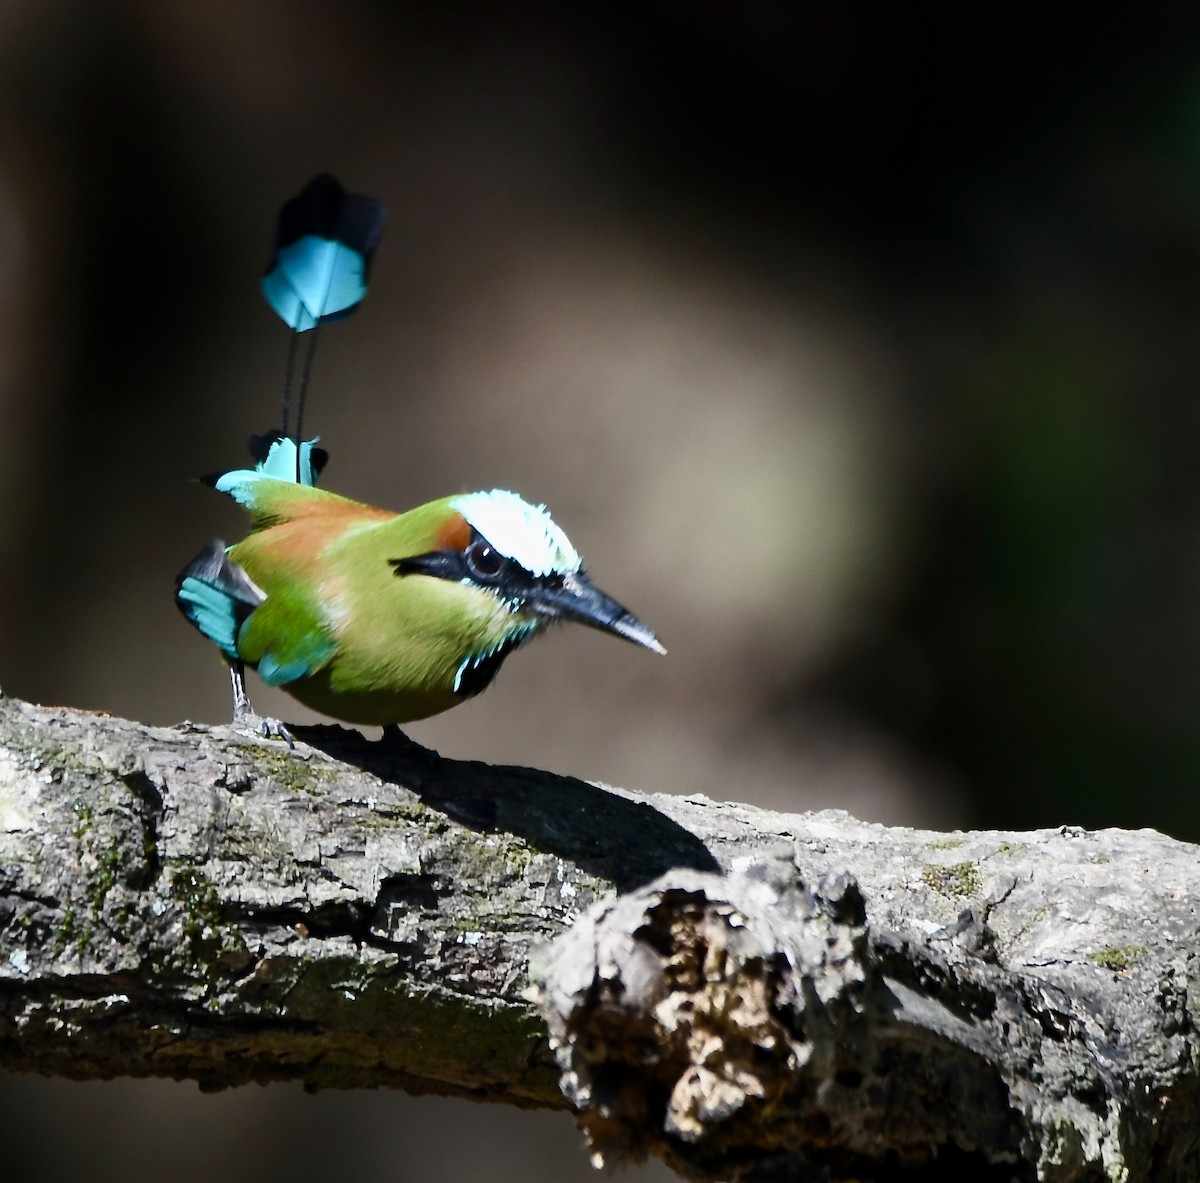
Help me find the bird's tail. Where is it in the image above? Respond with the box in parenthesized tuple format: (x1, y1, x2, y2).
(262, 174, 386, 335)
(258, 174, 388, 484)
(247, 430, 329, 487)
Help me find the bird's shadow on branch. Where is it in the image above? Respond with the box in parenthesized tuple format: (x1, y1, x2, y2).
(294, 724, 720, 892)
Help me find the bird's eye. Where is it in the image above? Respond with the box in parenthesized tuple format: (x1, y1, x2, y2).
(466, 540, 504, 581)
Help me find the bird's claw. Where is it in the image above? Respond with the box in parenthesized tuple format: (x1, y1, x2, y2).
(233, 708, 295, 748)
(257, 717, 295, 748)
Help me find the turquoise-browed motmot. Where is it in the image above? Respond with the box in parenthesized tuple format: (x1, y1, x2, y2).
(175, 176, 662, 741)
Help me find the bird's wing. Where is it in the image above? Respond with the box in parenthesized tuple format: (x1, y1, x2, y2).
(175, 539, 335, 686)
(215, 481, 392, 686)
(233, 584, 337, 687)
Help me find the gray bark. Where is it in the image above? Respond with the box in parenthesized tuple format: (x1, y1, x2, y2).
(0, 692, 1196, 1182)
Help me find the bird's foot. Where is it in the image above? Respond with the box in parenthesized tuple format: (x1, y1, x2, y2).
(233, 708, 295, 748)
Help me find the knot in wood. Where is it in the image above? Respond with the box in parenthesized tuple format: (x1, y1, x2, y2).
(533, 865, 872, 1173)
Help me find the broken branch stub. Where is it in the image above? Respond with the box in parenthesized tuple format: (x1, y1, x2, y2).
(534, 860, 1022, 1181)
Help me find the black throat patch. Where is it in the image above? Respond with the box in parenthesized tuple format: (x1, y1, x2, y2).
(454, 631, 531, 698)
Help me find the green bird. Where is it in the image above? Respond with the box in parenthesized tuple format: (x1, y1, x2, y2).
(175, 174, 662, 741)
(176, 456, 663, 739)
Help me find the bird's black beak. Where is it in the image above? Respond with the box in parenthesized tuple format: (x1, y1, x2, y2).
(526, 571, 666, 654)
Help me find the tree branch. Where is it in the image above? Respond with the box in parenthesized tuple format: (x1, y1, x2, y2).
(0, 693, 1196, 1181)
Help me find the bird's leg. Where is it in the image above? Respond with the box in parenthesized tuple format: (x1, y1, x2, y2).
(229, 659, 252, 718)
(228, 660, 295, 748)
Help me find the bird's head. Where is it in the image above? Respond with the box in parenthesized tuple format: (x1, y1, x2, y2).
(389, 490, 663, 695)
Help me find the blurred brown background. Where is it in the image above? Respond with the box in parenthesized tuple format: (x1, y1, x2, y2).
(4, 3, 1200, 1180)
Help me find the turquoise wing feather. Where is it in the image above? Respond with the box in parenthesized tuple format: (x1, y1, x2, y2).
(238, 589, 336, 687)
(176, 476, 347, 684)
(175, 536, 336, 687)
(174, 541, 265, 660)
